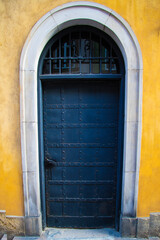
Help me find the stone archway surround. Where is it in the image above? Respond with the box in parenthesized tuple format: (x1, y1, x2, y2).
(20, 1, 143, 235)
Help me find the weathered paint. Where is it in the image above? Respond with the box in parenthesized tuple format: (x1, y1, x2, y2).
(0, 0, 160, 217)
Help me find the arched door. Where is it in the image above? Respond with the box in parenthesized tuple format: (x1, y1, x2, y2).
(38, 26, 125, 229)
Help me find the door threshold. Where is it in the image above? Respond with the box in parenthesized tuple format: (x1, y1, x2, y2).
(41, 228, 121, 239)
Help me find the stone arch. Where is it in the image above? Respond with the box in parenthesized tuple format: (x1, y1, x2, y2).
(20, 1, 143, 234)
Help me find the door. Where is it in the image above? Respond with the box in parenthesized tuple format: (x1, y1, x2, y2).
(43, 79, 120, 228)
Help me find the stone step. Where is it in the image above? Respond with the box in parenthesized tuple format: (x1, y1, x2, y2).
(12, 237, 147, 240)
(12, 228, 149, 240)
(149, 238, 160, 240)
(13, 237, 40, 240)
(1, 235, 7, 240)
(42, 228, 121, 239)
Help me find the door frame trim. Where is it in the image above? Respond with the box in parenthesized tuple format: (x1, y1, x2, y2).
(20, 1, 143, 235)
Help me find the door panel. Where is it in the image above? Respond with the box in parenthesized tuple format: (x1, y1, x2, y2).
(43, 80, 120, 228)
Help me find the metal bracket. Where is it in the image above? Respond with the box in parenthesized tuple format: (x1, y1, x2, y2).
(45, 158, 57, 168)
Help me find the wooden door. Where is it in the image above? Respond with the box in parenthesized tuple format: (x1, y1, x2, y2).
(43, 79, 120, 228)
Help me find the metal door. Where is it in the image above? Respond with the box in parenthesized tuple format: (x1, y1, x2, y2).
(43, 79, 120, 228)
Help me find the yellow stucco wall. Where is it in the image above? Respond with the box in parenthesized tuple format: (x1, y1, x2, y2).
(0, 0, 160, 217)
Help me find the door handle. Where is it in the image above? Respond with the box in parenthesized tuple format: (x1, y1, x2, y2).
(45, 158, 57, 168)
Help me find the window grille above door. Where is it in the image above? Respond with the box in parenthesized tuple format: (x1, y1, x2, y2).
(39, 26, 123, 76)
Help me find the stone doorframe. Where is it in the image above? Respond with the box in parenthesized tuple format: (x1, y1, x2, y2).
(20, 1, 143, 235)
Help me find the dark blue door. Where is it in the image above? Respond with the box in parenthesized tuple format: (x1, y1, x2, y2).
(43, 79, 120, 228)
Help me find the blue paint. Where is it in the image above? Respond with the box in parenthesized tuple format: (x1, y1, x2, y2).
(43, 80, 120, 228)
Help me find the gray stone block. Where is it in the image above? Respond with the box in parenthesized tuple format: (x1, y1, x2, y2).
(120, 216, 137, 237)
(137, 217, 149, 238)
(25, 216, 42, 236)
(0, 210, 7, 233)
(6, 216, 25, 236)
(149, 212, 160, 237)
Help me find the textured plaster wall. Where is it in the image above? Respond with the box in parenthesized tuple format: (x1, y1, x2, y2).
(0, 0, 160, 217)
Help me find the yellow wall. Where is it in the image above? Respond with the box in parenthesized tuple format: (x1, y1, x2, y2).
(0, 0, 160, 217)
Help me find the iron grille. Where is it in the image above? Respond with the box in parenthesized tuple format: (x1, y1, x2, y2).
(40, 26, 122, 75)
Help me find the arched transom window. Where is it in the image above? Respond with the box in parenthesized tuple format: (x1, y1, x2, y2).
(39, 26, 123, 75)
